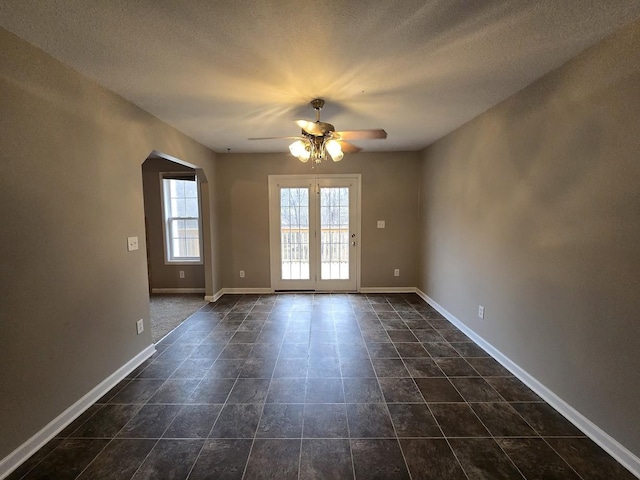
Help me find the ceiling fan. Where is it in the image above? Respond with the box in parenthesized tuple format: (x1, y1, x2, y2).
(249, 98, 387, 164)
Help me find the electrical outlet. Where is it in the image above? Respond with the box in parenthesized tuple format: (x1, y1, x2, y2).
(394, 269, 400, 277)
(179, 270, 185, 279)
(478, 305, 485, 319)
(127, 236, 139, 251)
(136, 319, 144, 335)
(377, 220, 385, 229)
(239, 270, 245, 278)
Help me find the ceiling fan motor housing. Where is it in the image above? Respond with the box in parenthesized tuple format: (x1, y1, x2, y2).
(310, 98, 325, 111)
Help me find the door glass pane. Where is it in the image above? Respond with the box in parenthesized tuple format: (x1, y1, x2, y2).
(320, 187, 349, 280)
(280, 187, 309, 280)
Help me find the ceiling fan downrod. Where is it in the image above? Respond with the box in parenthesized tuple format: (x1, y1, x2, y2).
(310, 98, 324, 122)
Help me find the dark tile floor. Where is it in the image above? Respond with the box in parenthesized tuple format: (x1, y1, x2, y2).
(8, 294, 636, 480)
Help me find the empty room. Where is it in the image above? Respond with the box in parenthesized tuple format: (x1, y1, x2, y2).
(1, 1, 639, 479)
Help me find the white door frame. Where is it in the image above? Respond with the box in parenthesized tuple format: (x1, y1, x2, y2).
(268, 174, 361, 292)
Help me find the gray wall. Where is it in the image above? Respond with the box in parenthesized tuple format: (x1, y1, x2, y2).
(0, 28, 218, 459)
(418, 20, 640, 457)
(142, 157, 206, 291)
(216, 152, 421, 289)
(3, 13, 639, 470)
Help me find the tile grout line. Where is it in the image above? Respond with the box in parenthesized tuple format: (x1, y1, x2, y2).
(371, 299, 417, 480)
(295, 301, 314, 480)
(336, 303, 358, 480)
(184, 295, 245, 480)
(361, 297, 420, 480)
(387, 298, 472, 480)
(405, 303, 532, 480)
(239, 297, 288, 480)
(444, 376, 528, 479)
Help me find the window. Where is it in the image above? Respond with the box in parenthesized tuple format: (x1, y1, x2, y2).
(161, 173, 202, 263)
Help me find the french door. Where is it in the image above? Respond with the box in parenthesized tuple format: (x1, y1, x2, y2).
(269, 175, 360, 291)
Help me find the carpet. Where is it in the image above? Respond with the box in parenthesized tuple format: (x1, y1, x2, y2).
(149, 293, 207, 343)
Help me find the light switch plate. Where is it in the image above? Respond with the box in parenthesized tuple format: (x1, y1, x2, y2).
(127, 236, 139, 251)
(377, 220, 385, 229)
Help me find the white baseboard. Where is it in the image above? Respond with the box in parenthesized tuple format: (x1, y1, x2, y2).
(221, 288, 273, 295)
(204, 288, 272, 303)
(416, 289, 640, 478)
(208, 287, 418, 301)
(359, 287, 417, 294)
(0, 345, 156, 480)
(204, 289, 223, 303)
(151, 288, 206, 294)
(212, 287, 419, 298)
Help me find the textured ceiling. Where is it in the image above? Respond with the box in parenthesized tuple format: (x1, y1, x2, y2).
(2, 1, 640, 153)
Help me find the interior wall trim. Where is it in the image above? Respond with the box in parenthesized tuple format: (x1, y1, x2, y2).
(208, 287, 423, 302)
(205, 288, 274, 302)
(204, 289, 224, 303)
(151, 288, 206, 294)
(208, 288, 419, 302)
(359, 287, 417, 294)
(0, 345, 157, 480)
(220, 288, 273, 295)
(415, 289, 640, 478)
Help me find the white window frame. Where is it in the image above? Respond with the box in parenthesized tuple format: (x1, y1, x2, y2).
(160, 172, 203, 265)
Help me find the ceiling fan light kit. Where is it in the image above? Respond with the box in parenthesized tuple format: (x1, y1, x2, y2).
(251, 98, 387, 166)
(288, 139, 311, 162)
(325, 139, 344, 162)
(289, 133, 344, 164)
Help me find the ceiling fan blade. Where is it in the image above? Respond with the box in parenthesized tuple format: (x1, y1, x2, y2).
(296, 120, 335, 136)
(334, 129, 387, 140)
(339, 141, 362, 153)
(295, 120, 314, 132)
(248, 136, 301, 140)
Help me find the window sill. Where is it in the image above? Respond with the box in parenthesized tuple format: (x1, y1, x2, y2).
(165, 260, 204, 266)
